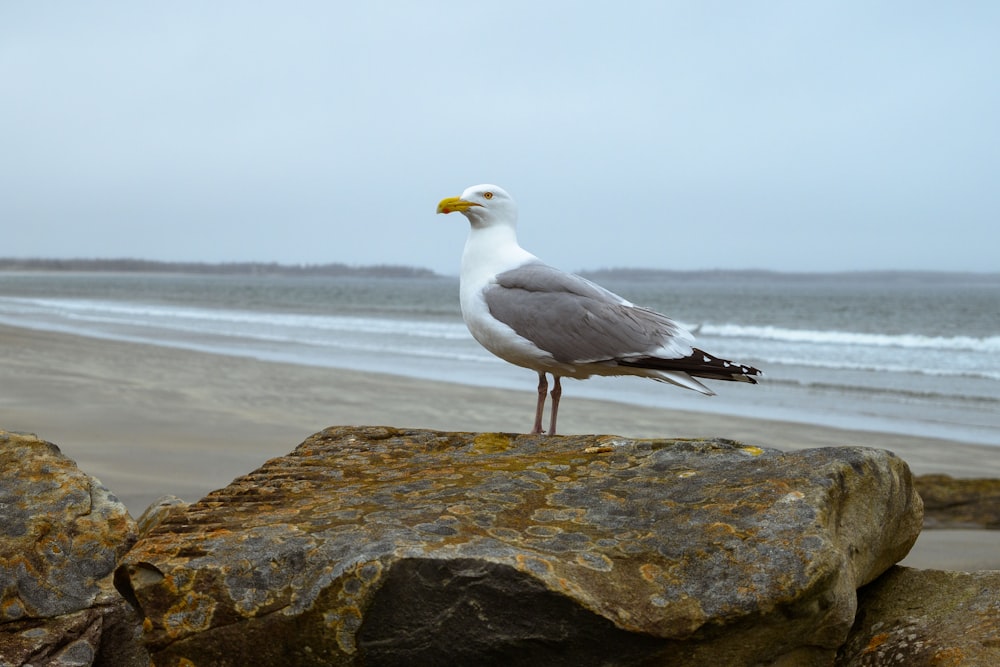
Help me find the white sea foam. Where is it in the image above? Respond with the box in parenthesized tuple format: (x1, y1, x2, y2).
(747, 354, 1000, 382)
(3, 297, 998, 379)
(0, 297, 471, 340)
(702, 322, 1000, 353)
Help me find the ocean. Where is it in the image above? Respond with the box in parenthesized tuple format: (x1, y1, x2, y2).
(1, 270, 998, 446)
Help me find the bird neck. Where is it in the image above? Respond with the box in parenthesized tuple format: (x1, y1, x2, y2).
(461, 225, 535, 282)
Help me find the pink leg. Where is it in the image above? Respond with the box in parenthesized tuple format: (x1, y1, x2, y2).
(532, 372, 547, 434)
(548, 376, 562, 436)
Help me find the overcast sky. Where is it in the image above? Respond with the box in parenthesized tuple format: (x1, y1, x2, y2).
(2, 2, 998, 275)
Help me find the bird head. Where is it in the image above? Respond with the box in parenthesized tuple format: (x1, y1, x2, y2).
(437, 184, 517, 229)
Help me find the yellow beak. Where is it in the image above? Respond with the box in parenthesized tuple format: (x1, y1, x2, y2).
(436, 196, 482, 214)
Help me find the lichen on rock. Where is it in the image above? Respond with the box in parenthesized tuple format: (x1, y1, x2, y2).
(0, 430, 145, 666)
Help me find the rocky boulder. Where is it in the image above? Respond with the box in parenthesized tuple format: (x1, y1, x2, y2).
(836, 566, 1000, 666)
(0, 430, 147, 667)
(914, 474, 1000, 529)
(117, 426, 923, 666)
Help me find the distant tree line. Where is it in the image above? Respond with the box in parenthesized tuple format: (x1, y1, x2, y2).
(0, 258, 439, 278)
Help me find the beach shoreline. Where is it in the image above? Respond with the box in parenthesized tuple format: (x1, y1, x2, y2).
(2, 323, 998, 570)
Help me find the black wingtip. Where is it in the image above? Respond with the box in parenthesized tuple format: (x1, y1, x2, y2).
(620, 348, 762, 385)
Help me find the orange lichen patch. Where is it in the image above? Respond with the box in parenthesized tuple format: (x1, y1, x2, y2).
(930, 647, 966, 666)
(336, 561, 384, 604)
(740, 446, 765, 457)
(472, 432, 513, 453)
(35, 535, 63, 558)
(356, 560, 383, 583)
(706, 522, 737, 535)
(556, 577, 586, 598)
(532, 507, 588, 523)
(0, 597, 26, 620)
(599, 491, 626, 504)
(639, 563, 663, 583)
(515, 553, 554, 578)
(779, 491, 806, 503)
(704, 522, 754, 541)
(575, 551, 613, 572)
(488, 527, 522, 541)
(163, 591, 216, 638)
(324, 605, 363, 654)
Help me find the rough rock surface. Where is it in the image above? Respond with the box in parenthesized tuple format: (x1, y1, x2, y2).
(0, 430, 147, 667)
(117, 426, 922, 666)
(914, 474, 1000, 529)
(134, 495, 190, 538)
(836, 567, 1000, 666)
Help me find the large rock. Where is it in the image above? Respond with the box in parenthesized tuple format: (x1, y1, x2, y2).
(0, 430, 147, 667)
(836, 567, 1000, 666)
(117, 426, 922, 666)
(914, 474, 1000, 529)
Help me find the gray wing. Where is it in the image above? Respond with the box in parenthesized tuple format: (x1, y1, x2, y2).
(483, 262, 693, 363)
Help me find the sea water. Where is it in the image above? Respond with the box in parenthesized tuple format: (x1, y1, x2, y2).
(1, 270, 997, 446)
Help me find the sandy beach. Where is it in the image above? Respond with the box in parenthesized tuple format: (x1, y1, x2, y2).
(2, 323, 998, 570)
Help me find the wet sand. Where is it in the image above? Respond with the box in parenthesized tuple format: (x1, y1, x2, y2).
(2, 324, 997, 570)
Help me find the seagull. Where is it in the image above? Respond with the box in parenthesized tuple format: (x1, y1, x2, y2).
(437, 184, 761, 435)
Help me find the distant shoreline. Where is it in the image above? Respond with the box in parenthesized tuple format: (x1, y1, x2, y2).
(0, 258, 438, 278)
(1, 257, 997, 283)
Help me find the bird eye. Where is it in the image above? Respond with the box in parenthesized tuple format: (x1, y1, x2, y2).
(484, 192, 493, 200)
